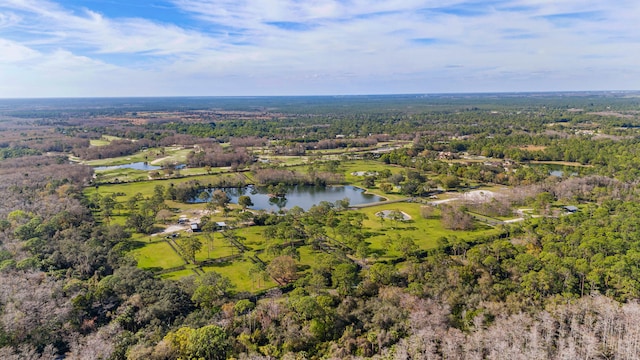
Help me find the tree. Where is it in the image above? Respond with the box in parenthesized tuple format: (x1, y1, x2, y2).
(389, 173, 405, 185)
(534, 191, 555, 215)
(441, 175, 460, 189)
(389, 209, 405, 228)
(164, 325, 229, 360)
(362, 176, 376, 188)
(379, 182, 393, 193)
(332, 263, 359, 296)
(249, 262, 269, 289)
(180, 236, 202, 263)
(356, 242, 370, 263)
(379, 169, 392, 179)
(208, 190, 230, 212)
(188, 325, 230, 360)
(126, 207, 156, 234)
(151, 185, 166, 209)
(420, 205, 436, 219)
(267, 183, 287, 197)
(126, 192, 144, 212)
(234, 299, 255, 316)
(395, 236, 418, 259)
(267, 255, 298, 284)
(367, 263, 396, 285)
(156, 209, 173, 224)
(191, 272, 233, 309)
(336, 197, 350, 210)
(376, 211, 385, 227)
(100, 193, 117, 218)
(238, 195, 254, 209)
(440, 204, 474, 230)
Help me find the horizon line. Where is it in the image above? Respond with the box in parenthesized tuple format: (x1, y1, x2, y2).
(1, 89, 639, 101)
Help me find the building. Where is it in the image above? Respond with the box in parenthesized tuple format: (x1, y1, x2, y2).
(564, 205, 578, 213)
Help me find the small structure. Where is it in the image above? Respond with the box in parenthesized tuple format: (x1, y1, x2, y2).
(215, 221, 227, 228)
(564, 205, 579, 213)
(190, 223, 201, 232)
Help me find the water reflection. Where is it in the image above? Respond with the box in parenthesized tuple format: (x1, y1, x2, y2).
(94, 162, 162, 171)
(192, 185, 384, 211)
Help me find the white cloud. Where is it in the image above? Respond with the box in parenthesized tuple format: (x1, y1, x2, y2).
(0, 38, 39, 63)
(0, 0, 638, 96)
(0, 12, 22, 29)
(0, 0, 219, 56)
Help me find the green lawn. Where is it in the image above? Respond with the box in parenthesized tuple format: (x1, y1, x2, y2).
(90, 139, 111, 146)
(131, 241, 185, 269)
(298, 245, 322, 270)
(339, 160, 405, 184)
(82, 146, 191, 167)
(95, 168, 151, 183)
(357, 203, 501, 260)
(89, 135, 124, 147)
(235, 226, 267, 252)
(87, 172, 245, 200)
(149, 148, 193, 165)
(160, 268, 198, 279)
(193, 234, 236, 261)
(202, 259, 276, 293)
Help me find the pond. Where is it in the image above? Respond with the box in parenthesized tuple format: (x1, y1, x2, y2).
(548, 167, 578, 178)
(192, 185, 386, 211)
(529, 163, 581, 178)
(94, 162, 162, 171)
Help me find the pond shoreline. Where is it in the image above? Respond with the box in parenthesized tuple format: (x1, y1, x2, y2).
(191, 184, 387, 211)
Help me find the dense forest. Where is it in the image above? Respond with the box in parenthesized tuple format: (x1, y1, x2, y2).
(1, 93, 640, 359)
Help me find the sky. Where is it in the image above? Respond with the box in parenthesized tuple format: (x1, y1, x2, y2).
(0, 0, 638, 97)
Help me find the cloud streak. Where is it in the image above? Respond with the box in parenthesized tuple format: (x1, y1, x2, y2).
(0, 0, 638, 97)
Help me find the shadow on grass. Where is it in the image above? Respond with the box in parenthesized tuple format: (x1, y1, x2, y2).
(363, 231, 384, 238)
(120, 240, 146, 251)
(149, 225, 166, 235)
(297, 264, 311, 272)
(369, 248, 387, 257)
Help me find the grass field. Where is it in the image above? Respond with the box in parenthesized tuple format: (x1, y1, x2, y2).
(89, 135, 123, 147)
(85, 152, 508, 292)
(193, 234, 236, 261)
(160, 268, 198, 279)
(202, 259, 276, 293)
(90, 139, 111, 147)
(95, 168, 151, 183)
(80, 146, 192, 167)
(86, 172, 249, 200)
(356, 202, 501, 260)
(132, 241, 185, 269)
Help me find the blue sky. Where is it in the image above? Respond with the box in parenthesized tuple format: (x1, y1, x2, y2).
(0, 0, 638, 97)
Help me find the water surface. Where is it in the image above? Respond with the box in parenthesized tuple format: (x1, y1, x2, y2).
(94, 162, 162, 171)
(194, 185, 385, 211)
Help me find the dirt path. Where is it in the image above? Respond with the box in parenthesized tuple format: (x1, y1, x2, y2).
(152, 224, 189, 236)
(150, 156, 171, 165)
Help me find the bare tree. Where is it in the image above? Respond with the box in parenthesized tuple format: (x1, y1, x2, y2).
(440, 204, 474, 231)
